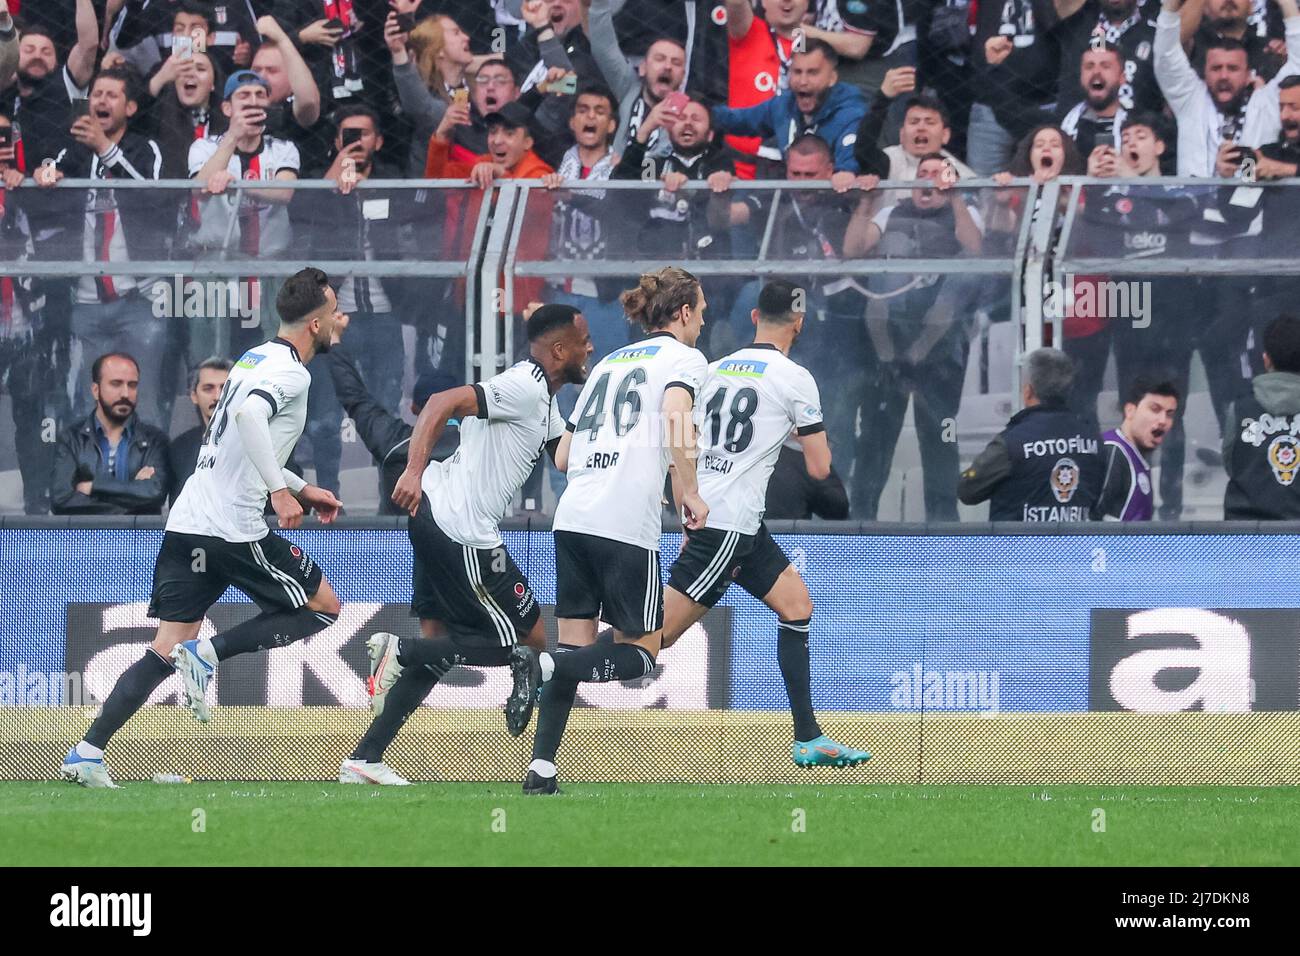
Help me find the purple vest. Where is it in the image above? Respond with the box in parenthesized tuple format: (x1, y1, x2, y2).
(1102, 429, 1153, 521)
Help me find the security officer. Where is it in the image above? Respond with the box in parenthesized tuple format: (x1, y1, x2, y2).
(958, 348, 1103, 521)
(1223, 314, 1300, 520)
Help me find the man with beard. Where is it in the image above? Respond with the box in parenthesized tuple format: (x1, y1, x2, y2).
(711, 39, 867, 181)
(60, 269, 344, 787)
(1060, 42, 1128, 158)
(612, 97, 742, 262)
(51, 352, 172, 515)
(0, 0, 97, 168)
(1052, 0, 1162, 120)
(1224, 314, 1300, 519)
(344, 304, 592, 785)
(1153, 0, 1300, 516)
(1093, 378, 1179, 520)
(1186, 0, 1286, 81)
(853, 70, 978, 181)
(38, 68, 174, 426)
(167, 356, 231, 504)
(1156, 0, 1300, 177)
(843, 154, 983, 520)
(588, 0, 686, 159)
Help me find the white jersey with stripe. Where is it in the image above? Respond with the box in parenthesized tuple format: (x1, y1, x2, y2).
(695, 344, 824, 535)
(554, 331, 708, 551)
(422, 359, 564, 549)
(167, 339, 311, 542)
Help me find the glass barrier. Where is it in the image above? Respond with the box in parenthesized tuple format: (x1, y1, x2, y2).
(4, 177, 1300, 522)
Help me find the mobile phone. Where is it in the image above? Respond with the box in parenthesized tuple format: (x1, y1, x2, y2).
(0, 128, 11, 149)
(72, 99, 91, 120)
(664, 91, 689, 113)
(341, 127, 363, 147)
(173, 34, 193, 59)
(323, 17, 344, 31)
(395, 12, 416, 32)
(556, 73, 578, 95)
(452, 87, 469, 107)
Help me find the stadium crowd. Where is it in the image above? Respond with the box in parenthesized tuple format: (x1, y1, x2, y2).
(2, 0, 1300, 521)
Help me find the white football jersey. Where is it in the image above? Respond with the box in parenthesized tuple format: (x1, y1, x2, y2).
(695, 344, 824, 535)
(168, 339, 311, 542)
(423, 359, 564, 549)
(555, 331, 708, 551)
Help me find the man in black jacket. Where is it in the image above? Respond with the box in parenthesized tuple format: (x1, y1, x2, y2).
(1224, 314, 1300, 520)
(166, 355, 231, 504)
(51, 351, 171, 515)
(321, 310, 458, 513)
(38, 67, 173, 426)
(959, 347, 1103, 521)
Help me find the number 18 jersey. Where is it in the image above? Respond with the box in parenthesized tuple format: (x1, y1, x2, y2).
(695, 344, 824, 535)
(554, 331, 708, 551)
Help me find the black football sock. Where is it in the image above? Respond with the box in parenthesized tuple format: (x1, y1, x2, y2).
(211, 608, 338, 660)
(84, 649, 175, 749)
(530, 644, 581, 766)
(352, 640, 511, 763)
(351, 665, 439, 762)
(549, 642, 655, 683)
(778, 618, 822, 742)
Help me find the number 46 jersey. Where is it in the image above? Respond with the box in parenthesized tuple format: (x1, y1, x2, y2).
(554, 331, 708, 551)
(695, 344, 825, 535)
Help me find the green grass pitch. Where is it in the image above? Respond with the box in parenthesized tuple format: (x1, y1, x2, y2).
(3, 782, 1298, 866)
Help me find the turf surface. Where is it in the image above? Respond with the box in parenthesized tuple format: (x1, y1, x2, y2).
(3, 782, 1298, 866)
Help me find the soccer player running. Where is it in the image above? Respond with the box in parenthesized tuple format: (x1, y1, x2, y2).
(663, 281, 869, 768)
(60, 268, 344, 788)
(341, 305, 593, 785)
(507, 267, 710, 795)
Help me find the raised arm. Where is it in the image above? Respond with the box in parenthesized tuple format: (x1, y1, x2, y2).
(257, 15, 320, 127)
(588, 0, 639, 99)
(1155, 0, 1204, 114)
(725, 0, 754, 41)
(68, 0, 100, 89)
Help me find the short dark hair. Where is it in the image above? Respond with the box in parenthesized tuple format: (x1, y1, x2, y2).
(91, 352, 140, 384)
(93, 66, 142, 104)
(276, 267, 332, 325)
(174, 1, 215, 30)
(1121, 110, 1167, 141)
(526, 303, 581, 341)
(1280, 75, 1300, 91)
(646, 35, 687, 56)
(795, 37, 839, 68)
(903, 95, 950, 129)
(333, 104, 382, 132)
(1081, 40, 1123, 60)
(16, 24, 56, 44)
(787, 132, 832, 162)
(1205, 35, 1248, 57)
(756, 280, 803, 324)
(1264, 314, 1300, 373)
(1122, 376, 1180, 410)
(571, 84, 619, 119)
(189, 356, 233, 392)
